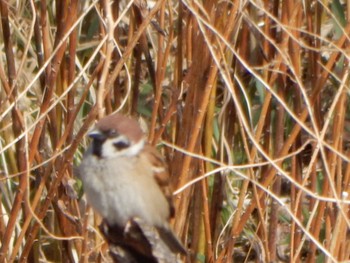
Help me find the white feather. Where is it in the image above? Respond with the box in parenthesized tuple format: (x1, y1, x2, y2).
(101, 136, 145, 158)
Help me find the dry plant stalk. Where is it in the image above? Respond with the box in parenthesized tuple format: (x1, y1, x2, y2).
(0, 0, 349, 262)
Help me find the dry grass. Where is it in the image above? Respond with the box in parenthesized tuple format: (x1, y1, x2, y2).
(0, 0, 350, 262)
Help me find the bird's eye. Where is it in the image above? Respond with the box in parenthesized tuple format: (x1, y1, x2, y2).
(113, 139, 130, 150)
(108, 129, 118, 138)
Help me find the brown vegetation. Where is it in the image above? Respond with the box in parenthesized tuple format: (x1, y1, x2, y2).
(0, 0, 349, 262)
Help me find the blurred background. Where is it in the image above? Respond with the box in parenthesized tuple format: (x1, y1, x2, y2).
(0, 0, 349, 262)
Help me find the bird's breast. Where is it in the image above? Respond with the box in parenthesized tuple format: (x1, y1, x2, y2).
(79, 155, 170, 228)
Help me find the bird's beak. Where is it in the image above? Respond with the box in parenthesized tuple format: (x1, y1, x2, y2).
(88, 130, 106, 141)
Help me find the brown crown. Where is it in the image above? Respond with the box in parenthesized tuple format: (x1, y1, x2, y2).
(95, 113, 144, 143)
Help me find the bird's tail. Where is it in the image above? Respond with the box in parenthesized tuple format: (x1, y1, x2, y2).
(157, 226, 187, 255)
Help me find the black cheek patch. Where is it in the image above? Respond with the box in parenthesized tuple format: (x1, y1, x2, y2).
(113, 140, 130, 150)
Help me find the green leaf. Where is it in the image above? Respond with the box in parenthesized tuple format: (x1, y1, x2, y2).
(331, 0, 346, 38)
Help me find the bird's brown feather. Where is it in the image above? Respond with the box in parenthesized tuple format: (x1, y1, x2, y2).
(142, 144, 175, 218)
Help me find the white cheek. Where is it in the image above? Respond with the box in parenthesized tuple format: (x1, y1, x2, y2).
(101, 139, 145, 158)
(125, 139, 145, 156)
(101, 139, 121, 157)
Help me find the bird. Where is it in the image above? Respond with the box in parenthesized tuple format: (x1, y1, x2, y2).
(78, 112, 186, 256)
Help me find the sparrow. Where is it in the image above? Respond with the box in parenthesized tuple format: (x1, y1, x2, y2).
(78, 113, 186, 255)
